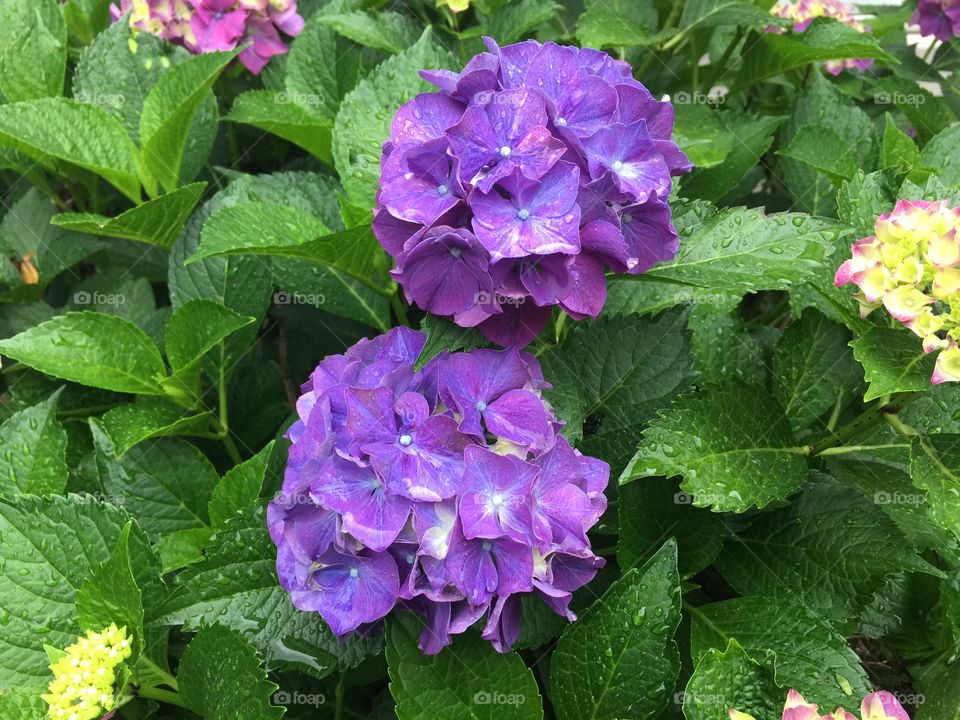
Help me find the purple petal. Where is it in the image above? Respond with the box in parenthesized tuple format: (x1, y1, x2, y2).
(459, 445, 538, 544)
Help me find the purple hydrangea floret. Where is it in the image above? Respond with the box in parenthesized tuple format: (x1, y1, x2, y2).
(374, 38, 692, 348)
(268, 327, 609, 654)
(912, 0, 960, 40)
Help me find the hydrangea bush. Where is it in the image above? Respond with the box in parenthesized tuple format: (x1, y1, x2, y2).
(0, 1, 958, 719)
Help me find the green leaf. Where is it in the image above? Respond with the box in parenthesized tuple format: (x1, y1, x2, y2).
(551, 541, 681, 720)
(912, 656, 960, 720)
(51, 183, 207, 251)
(155, 527, 213, 573)
(920, 122, 960, 187)
(882, 113, 921, 170)
(98, 397, 213, 457)
(682, 639, 779, 720)
(577, 0, 659, 47)
(618, 477, 723, 578)
(0, 312, 166, 395)
(681, 113, 785, 202)
(481, 0, 562, 44)
(738, 19, 896, 86)
(688, 301, 766, 386)
(673, 104, 735, 170)
(0, 0, 66, 102)
(414, 315, 486, 371)
(225, 90, 333, 164)
(689, 596, 870, 709)
(772, 309, 860, 434)
(850, 326, 937, 401)
(640, 208, 836, 294)
(91, 424, 218, 540)
(836, 170, 896, 236)
(622, 383, 808, 513)
(156, 506, 380, 677)
(139, 50, 235, 194)
(319, 10, 420, 53)
(0, 389, 68, 498)
(0, 494, 162, 686)
(208, 442, 273, 529)
(681, 0, 785, 30)
(715, 480, 941, 623)
(333, 29, 456, 207)
(284, 18, 353, 123)
(910, 435, 960, 542)
(0, 685, 47, 720)
(777, 124, 859, 185)
(191, 202, 384, 288)
(539, 310, 696, 473)
(75, 522, 145, 657)
(386, 614, 544, 720)
(164, 298, 255, 373)
(178, 624, 282, 720)
(0, 98, 140, 202)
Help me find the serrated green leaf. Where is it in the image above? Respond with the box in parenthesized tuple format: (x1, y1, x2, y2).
(155, 526, 213, 573)
(0, 389, 68, 498)
(98, 397, 213, 457)
(836, 170, 896, 236)
(912, 656, 960, 720)
(716, 480, 941, 623)
(0, 312, 166, 395)
(681, 0, 786, 30)
(920, 122, 960, 187)
(850, 326, 936, 401)
(0, 0, 66, 103)
(773, 309, 860, 434)
(690, 596, 870, 709)
(577, 0, 659, 47)
(552, 540, 681, 720)
(208, 442, 272, 529)
(0, 98, 140, 202)
(738, 19, 896, 87)
(51, 183, 207, 251)
(882, 113, 921, 170)
(777, 124, 859, 185)
(640, 208, 836, 293)
(91, 423, 218, 540)
(191, 202, 385, 289)
(682, 639, 779, 720)
(178, 624, 282, 720)
(0, 494, 162, 686)
(622, 383, 808, 512)
(386, 613, 544, 720)
(333, 29, 456, 207)
(284, 18, 355, 123)
(319, 10, 420, 53)
(414, 315, 486, 371)
(618, 477, 723, 578)
(75, 522, 146, 657)
(910, 435, 960, 542)
(0, 685, 47, 719)
(225, 90, 333, 163)
(539, 310, 696, 473)
(155, 506, 380, 677)
(164, 298, 255, 373)
(139, 50, 234, 194)
(673, 104, 735, 169)
(688, 300, 766, 386)
(482, 0, 562, 44)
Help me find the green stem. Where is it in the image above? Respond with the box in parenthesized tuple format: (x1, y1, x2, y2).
(216, 359, 243, 464)
(137, 685, 189, 709)
(809, 392, 921, 456)
(334, 673, 346, 720)
(885, 413, 918, 438)
(816, 443, 910, 457)
(391, 291, 410, 327)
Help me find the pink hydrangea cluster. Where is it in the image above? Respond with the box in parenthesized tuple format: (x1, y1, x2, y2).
(110, 0, 304, 74)
(730, 688, 910, 720)
(835, 199, 960, 384)
(768, 0, 874, 74)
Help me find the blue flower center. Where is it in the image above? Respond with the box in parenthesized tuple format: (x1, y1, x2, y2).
(622, 213, 633, 224)
(481, 540, 493, 551)
(556, 117, 567, 126)
(437, 184, 449, 195)
(491, 493, 505, 506)
(474, 400, 487, 411)
(213, 11, 224, 19)
(517, 208, 530, 220)
(612, 160, 624, 172)
(398, 433, 413, 447)
(349, 567, 359, 578)
(450, 246, 462, 258)
(499, 146, 512, 158)
(405, 554, 415, 564)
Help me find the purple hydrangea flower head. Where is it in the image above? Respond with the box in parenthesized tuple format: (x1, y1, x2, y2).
(768, 0, 874, 74)
(374, 39, 692, 348)
(268, 327, 609, 653)
(110, 0, 303, 73)
(912, 0, 960, 39)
